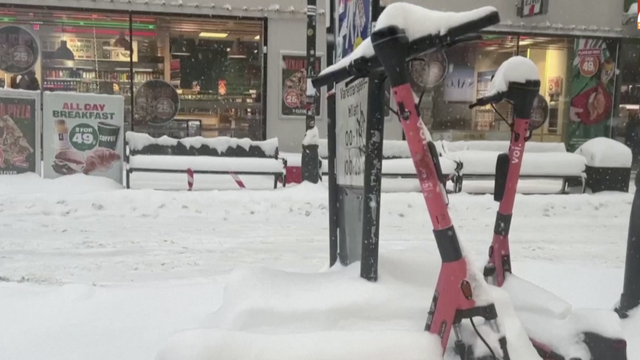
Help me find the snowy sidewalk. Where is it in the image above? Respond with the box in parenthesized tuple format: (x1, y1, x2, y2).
(0, 173, 637, 360)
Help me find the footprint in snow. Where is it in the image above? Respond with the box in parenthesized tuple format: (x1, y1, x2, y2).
(92, 203, 104, 210)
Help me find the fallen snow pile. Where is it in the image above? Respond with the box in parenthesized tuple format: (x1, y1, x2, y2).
(157, 253, 540, 360)
(622, 308, 640, 357)
(0, 173, 123, 196)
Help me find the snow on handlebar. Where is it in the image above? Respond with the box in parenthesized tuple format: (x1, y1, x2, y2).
(469, 56, 541, 108)
(311, 3, 500, 88)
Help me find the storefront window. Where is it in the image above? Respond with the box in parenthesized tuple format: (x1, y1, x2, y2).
(132, 15, 263, 139)
(420, 34, 617, 146)
(0, 6, 264, 140)
(426, 35, 518, 141)
(516, 36, 573, 143)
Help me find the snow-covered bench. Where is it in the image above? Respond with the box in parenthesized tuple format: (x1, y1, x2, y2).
(440, 140, 587, 193)
(125, 132, 287, 189)
(576, 137, 632, 193)
(317, 139, 463, 192)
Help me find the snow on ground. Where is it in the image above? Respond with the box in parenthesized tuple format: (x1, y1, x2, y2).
(0, 173, 638, 360)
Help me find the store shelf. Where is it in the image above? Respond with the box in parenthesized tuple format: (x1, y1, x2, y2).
(42, 59, 164, 72)
(44, 78, 147, 84)
(179, 99, 261, 112)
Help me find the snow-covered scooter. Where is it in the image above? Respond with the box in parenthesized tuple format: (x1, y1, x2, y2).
(469, 59, 628, 360)
(313, 4, 520, 359)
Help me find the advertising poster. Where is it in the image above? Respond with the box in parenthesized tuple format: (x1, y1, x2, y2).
(134, 80, 179, 126)
(567, 38, 617, 152)
(43, 92, 125, 183)
(0, 89, 40, 175)
(0, 25, 39, 74)
(281, 55, 321, 117)
(336, 0, 371, 62)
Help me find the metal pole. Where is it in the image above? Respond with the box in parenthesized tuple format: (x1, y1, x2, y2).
(129, 11, 135, 133)
(359, 0, 383, 282)
(302, 0, 320, 183)
(616, 174, 640, 318)
(327, 0, 338, 267)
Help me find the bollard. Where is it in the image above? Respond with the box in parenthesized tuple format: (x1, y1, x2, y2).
(616, 174, 640, 318)
(187, 168, 194, 191)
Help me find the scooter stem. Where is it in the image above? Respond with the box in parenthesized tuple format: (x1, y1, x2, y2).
(487, 81, 540, 287)
(490, 117, 528, 286)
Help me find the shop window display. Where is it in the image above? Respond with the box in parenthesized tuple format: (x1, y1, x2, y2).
(423, 35, 604, 144)
(427, 35, 518, 141)
(0, 7, 264, 140)
(132, 15, 264, 140)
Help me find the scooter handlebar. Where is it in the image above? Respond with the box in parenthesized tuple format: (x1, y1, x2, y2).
(312, 9, 500, 88)
(468, 92, 504, 109)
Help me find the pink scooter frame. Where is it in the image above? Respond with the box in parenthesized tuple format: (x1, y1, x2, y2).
(486, 116, 529, 287)
(371, 25, 509, 359)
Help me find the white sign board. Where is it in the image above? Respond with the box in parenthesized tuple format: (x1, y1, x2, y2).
(336, 78, 368, 187)
(42, 92, 125, 184)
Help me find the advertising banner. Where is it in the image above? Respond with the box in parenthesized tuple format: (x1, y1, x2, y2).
(134, 80, 179, 126)
(336, 0, 371, 62)
(43, 92, 125, 183)
(281, 54, 321, 117)
(0, 89, 40, 175)
(567, 38, 617, 152)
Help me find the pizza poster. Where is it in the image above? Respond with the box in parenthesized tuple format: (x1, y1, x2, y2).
(567, 38, 617, 152)
(0, 89, 39, 175)
(43, 92, 125, 184)
(281, 55, 321, 117)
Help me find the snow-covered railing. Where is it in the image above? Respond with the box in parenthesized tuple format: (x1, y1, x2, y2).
(125, 132, 287, 190)
(441, 140, 587, 194)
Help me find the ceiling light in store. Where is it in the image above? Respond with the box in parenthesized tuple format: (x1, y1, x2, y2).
(199, 32, 228, 38)
(254, 35, 260, 40)
(53, 40, 75, 61)
(228, 38, 247, 59)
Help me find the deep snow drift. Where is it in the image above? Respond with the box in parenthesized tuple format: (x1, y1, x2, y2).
(0, 174, 638, 360)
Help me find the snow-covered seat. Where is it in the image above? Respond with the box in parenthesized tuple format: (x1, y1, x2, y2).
(441, 140, 587, 193)
(125, 132, 286, 189)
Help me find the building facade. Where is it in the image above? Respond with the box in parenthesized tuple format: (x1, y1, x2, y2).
(376, 0, 640, 152)
(0, 0, 636, 152)
(0, 0, 329, 152)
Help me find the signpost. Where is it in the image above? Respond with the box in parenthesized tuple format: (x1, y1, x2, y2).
(329, 0, 384, 281)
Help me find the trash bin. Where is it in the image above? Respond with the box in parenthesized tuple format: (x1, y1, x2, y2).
(575, 137, 632, 193)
